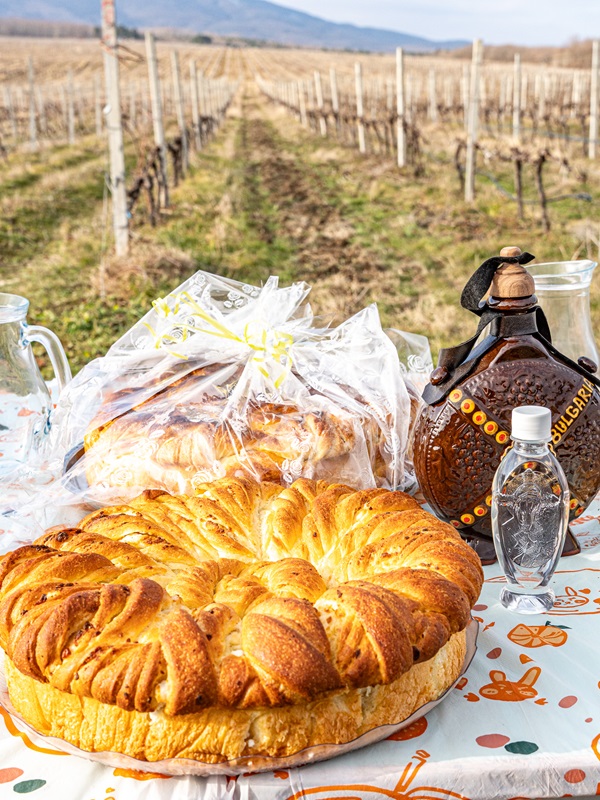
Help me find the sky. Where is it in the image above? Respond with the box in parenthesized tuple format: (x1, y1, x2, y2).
(273, 0, 597, 46)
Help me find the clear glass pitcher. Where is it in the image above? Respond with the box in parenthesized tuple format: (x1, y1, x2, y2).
(0, 293, 71, 478)
(526, 260, 599, 365)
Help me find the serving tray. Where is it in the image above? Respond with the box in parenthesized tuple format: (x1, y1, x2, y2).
(0, 619, 478, 777)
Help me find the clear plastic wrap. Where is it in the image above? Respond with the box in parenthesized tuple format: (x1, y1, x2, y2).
(386, 328, 434, 396)
(49, 271, 424, 505)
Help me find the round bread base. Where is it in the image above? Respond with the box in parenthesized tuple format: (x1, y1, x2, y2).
(0, 622, 477, 776)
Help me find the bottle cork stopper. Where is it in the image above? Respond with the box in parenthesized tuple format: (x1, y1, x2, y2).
(499, 246, 522, 258)
(490, 245, 535, 299)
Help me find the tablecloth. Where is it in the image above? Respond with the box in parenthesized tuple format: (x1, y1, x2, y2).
(0, 490, 599, 800)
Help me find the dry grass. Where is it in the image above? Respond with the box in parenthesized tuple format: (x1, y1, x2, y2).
(92, 245, 197, 300)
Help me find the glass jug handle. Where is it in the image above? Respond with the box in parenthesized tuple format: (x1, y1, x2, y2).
(25, 325, 72, 393)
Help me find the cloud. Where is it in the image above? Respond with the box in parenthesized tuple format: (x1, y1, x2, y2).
(272, 0, 591, 46)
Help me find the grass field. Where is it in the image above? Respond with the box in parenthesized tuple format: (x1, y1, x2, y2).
(1, 52, 599, 376)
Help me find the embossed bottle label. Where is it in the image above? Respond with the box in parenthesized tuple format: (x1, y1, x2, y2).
(551, 378, 595, 445)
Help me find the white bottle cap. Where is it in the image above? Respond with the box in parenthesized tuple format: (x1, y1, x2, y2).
(511, 405, 552, 442)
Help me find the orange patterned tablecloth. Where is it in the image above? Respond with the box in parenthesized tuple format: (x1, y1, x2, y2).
(0, 499, 598, 799)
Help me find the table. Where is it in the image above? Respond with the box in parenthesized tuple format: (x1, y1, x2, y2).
(0, 496, 598, 800)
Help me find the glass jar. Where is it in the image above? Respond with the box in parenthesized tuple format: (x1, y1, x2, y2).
(0, 293, 71, 478)
(526, 260, 599, 365)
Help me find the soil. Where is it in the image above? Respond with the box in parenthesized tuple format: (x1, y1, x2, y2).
(231, 89, 427, 324)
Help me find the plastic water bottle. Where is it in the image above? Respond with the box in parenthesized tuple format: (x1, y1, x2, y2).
(492, 406, 569, 614)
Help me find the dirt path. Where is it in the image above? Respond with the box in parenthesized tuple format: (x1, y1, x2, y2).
(229, 85, 427, 323)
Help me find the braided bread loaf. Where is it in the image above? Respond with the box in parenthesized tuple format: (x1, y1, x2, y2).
(0, 477, 482, 763)
(83, 365, 363, 492)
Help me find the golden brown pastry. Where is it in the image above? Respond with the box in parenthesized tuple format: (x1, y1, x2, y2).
(0, 477, 483, 763)
(81, 365, 388, 492)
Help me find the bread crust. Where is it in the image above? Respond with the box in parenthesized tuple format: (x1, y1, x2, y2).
(0, 477, 482, 761)
(5, 631, 466, 762)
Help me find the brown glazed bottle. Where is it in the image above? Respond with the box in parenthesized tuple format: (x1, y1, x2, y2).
(413, 247, 600, 563)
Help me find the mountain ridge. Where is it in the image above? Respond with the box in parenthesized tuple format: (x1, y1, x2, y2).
(0, 0, 469, 52)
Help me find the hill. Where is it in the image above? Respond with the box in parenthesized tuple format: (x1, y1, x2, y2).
(0, 0, 468, 52)
(449, 39, 595, 68)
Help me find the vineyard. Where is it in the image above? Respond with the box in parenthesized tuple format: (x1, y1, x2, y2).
(1, 35, 599, 372)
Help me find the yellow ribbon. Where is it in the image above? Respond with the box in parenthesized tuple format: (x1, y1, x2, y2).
(142, 292, 294, 388)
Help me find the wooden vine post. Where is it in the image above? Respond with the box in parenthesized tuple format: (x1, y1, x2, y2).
(298, 80, 308, 128)
(589, 40, 599, 159)
(499, 75, 507, 130)
(465, 39, 483, 202)
(306, 79, 315, 131)
(145, 32, 169, 207)
(536, 73, 546, 124)
(36, 87, 46, 137)
(198, 74, 207, 130)
(60, 85, 68, 136)
(396, 47, 406, 167)
(572, 71, 581, 121)
(290, 82, 299, 120)
(513, 148, 525, 220)
(171, 50, 189, 171)
(202, 77, 212, 129)
(534, 149, 551, 232)
(4, 87, 17, 142)
(428, 68, 437, 122)
(27, 56, 37, 150)
(189, 60, 202, 151)
(329, 67, 340, 133)
(512, 53, 521, 141)
(355, 62, 366, 154)
(101, 0, 129, 256)
(314, 71, 326, 136)
(67, 70, 76, 144)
